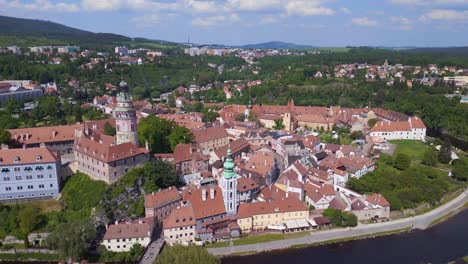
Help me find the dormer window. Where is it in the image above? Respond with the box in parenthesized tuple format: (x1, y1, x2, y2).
(13, 156, 20, 163)
(35, 166, 44, 171)
(24, 167, 33, 171)
(47, 165, 53, 170)
(36, 155, 42, 161)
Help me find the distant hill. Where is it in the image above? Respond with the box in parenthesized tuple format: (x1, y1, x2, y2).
(0, 15, 180, 50)
(239, 41, 316, 49)
(403, 46, 468, 58)
(0, 15, 130, 45)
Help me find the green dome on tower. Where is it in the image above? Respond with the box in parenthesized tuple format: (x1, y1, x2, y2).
(222, 148, 236, 179)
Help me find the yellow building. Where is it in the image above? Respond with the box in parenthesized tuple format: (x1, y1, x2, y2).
(237, 198, 308, 233)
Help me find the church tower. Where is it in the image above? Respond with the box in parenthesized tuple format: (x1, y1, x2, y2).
(219, 149, 239, 215)
(115, 80, 139, 146)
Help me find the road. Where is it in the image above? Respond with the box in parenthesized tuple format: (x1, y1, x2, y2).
(140, 229, 164, 264)
(208, 188, 468, 256)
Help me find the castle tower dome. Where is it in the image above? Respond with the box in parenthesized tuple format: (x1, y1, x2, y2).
(115, 79, 139, 146)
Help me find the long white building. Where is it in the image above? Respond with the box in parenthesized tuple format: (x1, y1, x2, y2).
(370, 117, 426, 142)
(0, 147, 61, 202)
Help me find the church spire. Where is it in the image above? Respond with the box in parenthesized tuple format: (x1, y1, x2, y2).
(222, 148, 236, 179)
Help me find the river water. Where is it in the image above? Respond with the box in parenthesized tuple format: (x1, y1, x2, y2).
(223, 209, 468, 264)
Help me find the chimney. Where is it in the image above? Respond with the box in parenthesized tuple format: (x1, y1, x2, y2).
(99, 139, 103, 144)
(202, 188, 207, 201)
(1, 144, 8, 150)
(145, 140, 149, 151)
(115, 221, 118, 225)
(210, 188, 215, 200)
(52, 130, 56, 137)
(138, 219, 143, 224)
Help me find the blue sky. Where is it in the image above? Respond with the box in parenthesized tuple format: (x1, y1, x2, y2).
(1, 0, 467, 46)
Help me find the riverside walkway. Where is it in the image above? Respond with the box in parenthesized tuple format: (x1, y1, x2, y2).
(208, 189, 468, 256)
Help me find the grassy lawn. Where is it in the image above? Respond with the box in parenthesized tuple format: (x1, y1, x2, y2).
(2, 199, 63, 214)
(206, 231, 311, 248)
(390, 140, 429, 161)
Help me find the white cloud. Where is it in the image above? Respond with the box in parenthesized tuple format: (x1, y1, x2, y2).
(192, 13, 240, 27)
(260, 15, 279, 24)
(390, 16, 412, 30)
(227, 0, 281, 11)
(130, 14, 161, 24)
(285, 0, 334, 16)
(2, 0, 80, 12)
(420, 9, 468, 22)
(390, 0, 468, 5)
(81, 0, 122, 11)
(340, 7, 351, 15)
(183, 0, 220, 13)
(351, 17, 378, 26)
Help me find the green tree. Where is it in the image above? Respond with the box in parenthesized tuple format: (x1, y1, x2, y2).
(18, 205, 40, 247)
(167, 126, 194, 152)
(273, 119, 284, 130)
(393, 153, 411, 170)
(422, 147, 438, 166)
(138, 115, 192, 153)
(438, 139, 452, 164)
(46, 220, 96, 261)
(367, 118, 377, 128)
(3, 98, 21, 113)
(202, 108, 220, 122)
(103, 122, 116, 136)
(155, 245, 219, 264)
(0, 129, 11, 145)
(167, 94, 176, 108)
(350, 131, 364, 140)
(452, 159, 468, 182)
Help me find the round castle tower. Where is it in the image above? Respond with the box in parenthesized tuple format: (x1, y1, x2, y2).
(115, 80, 139, 146)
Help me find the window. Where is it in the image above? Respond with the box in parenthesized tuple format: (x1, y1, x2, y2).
(37, 175, 44, 179)
(17, 186, 23, 190)
(15, 176, 22, 180)
(5, 187, 11, 191)
(4, 177, 10, 181)
(27, 185, 33, 190)
(39, 184, 44, 189)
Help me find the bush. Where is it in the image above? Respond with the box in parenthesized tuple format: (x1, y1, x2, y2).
(422, 147, 438, 166)
(393, 153, 411, 170)
(155, 245, 219, 264)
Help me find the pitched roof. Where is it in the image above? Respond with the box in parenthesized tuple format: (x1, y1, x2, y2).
(186, 186, 226, 220)
(163, 205, 195, 229)
(214, 138, 250, 160)
(237, 197, 307, 219)
(103, 220, 152, 240)
(237, 177, 259, 193)
(0, 147, 59, 165)
(371, 120, 411, 132)
(366, 193, 390, 207)
(173, 144, 193, 164)
(74, 136, 149, 163)
(145, 186, 182, 209)
(192, 126, 229, 143)
(9, 124, 83, 145)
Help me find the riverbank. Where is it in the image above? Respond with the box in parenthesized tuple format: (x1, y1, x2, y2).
(208, 188, 468, 256)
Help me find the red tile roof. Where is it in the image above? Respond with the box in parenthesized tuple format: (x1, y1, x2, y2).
(366, 193, 390, 207)
(103, 219, 152, 240)
(237, 177, 259, 193)
(0, 147, 59, 165)
(145, 186, 181, 209)
(186, 186, 226, 220)
(237, 197, 307, 219)
(163, 205, 195, 229)
(9, 124, 83, 145)
(192, 126, 229, 143)
(74, 136, 149, 163)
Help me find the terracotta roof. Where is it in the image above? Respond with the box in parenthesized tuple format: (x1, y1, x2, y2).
(192, 126, 229, 143)
(173, 144, 193, 164)
(237, 197, 307, 219)
(163, 205, 195, 229)
(328, 197, 348, 211)
(145, 186, 182, 209)
(214, 138, 250, 160)
(371, 120, 411, 132)
(186, 186, 226, 220)
(244, 151, 275, 176)
(410, 117, 426, 129)
(103, 220, 152, 240)
(237, 177, 259, 193)
(366, 193, 390, 207)
(304, 183, 335, 203)
(9, 124, 83, 145)
(351, 200, 368, 210)
(74, 136, 149, 163)
(0, 147, 59, 165)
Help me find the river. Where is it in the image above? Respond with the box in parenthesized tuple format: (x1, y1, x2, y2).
(223, 208, 468, 264)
